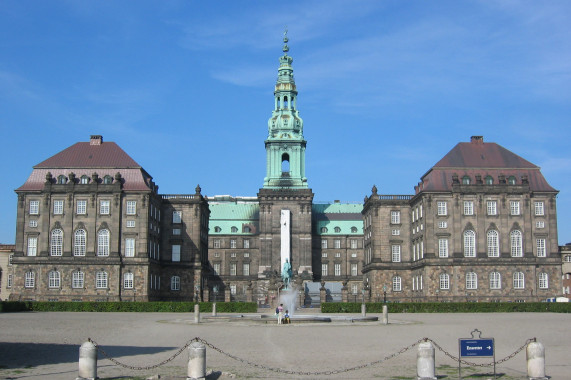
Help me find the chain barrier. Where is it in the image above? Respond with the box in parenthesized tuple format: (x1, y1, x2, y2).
(88, 336, 535, 375)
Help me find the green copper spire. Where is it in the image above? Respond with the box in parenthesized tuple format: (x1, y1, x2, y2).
(263, 31, 308, 189)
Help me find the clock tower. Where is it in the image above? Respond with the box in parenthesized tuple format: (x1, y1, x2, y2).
(258, 32, 314, 281)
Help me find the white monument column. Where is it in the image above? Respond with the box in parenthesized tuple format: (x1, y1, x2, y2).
(280, 210, 291, 271)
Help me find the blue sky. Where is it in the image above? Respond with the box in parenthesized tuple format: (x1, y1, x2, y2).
(1, 1, 570, 244)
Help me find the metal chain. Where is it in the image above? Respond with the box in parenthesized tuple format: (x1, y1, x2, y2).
(426, 337, 534, 367)
(87, 336, 535, 375)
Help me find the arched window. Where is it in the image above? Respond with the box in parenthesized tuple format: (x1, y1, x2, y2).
(513, 271, 524, 289)
(392, 276, 402, 291)
(281, 153, 290, 173)
(510, 230, 522, 257)
(351, 227, 358, 233)
(490, 272, 501, 289)
(334, 227, 341, 233)
(96, 271, 108, 289)
(466, 272, 478, 289)
(80, 175, 89, 184)
(485, 175, 494, 185)
(74, 229, 86, 256)
(462, 176, 471, 185)
(103, 175, 113, 184)
(439, 273, 450, 290)
(48, 271, 60, 288)
(321, 227, 328, 233)
(171, 276, 180, 291)
(538, 273, 548, 289)
(243, 226, 251, 233)
(214, 226, 221, 233)
(124, 272, 134, 289)
(97, 229, 110, 256)
(231, 226, 238, 233)
(57, 175, 67, 184)
(72, 271, 84, 288)
(464, 230, 476, 257)
(25, 271, 35, 288)
(508, 176, 516, 185)
(50, 229, 63, 256)
(487, 230, 499, 257)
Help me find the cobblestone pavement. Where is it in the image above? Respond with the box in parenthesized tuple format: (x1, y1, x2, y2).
(0, 311, 569, 379)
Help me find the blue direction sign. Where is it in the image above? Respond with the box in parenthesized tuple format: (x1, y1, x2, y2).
(460, 339, 494, 357)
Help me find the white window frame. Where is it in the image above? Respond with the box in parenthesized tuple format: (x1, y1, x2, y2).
(29, 200, 40, 215)
(510, 201, 520, 216)
(321, 263, 328, 276)
(438, 221, 448, 229)
(76, 200, 87, 215)
(510, 230, 523, 257)
(487, 230, 499, 257)
(536, 238, 546, 257)
(351, 263, 358, 276)
(230, 239, 237, 249)
(243, 263, 250, 276)
(463, 201, 474, 216)
(334, 263, 341, 276)
(171, 276, 180, 291)
(536, 221, 545, 228)
(72, 271, 84, 289)
(466, 272, 478, 289)
(172, 211, 182, 223)
(464, 230, 476, 257)
(96, 271, 108, 289)
(100, 200, 110, 215)
(25, 271, 35, 288)
(27, 236, 38, 256)
(487, 200, 497, 216)
(243, 239, 250, 249)
(534, 201, 544, 216)
(125, 238, 135, 257)
(50, 229, 63, 256)
(53, 200, 64, 215)
(437, 201, 447, 216)
(392, 276, 402, 291)
(97, 229, 110, 256)
(391, 245, 401, 262)
(126, 201, 137, 215)
(334, 239, 341, 249)
(439, 273, 450, 290)
(391, 211, 401, 224)
(351, 283, 358, 295)
(172, 245, 181, 262)
(74, 229, 87, 256)
(438, 239, 448, 258)
(350, 239, 358, 249)
(392, 229, 400, 236)
(48, 271, 60, 288)
(124, 272, 134, 289)
(126, 220, 136, 228)
(230, 263, 237, 276)
(513, 272, 524, 289)
(213, 263, 221, 275)
(538, 273, 548, 289)
(490, 272, 501, 289)
(7, 274, 13, 288)
(321, 239, 328, 249)
(213, 239, 221, 248)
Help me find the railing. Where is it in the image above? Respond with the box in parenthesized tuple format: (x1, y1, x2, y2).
(377, 195, 414, 200)
(161, 194, 196, 200)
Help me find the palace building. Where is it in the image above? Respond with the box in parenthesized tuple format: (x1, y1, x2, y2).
(9, 36, 563, 303)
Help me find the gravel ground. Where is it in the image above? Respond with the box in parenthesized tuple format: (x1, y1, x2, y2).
(0, 311, 568, 379)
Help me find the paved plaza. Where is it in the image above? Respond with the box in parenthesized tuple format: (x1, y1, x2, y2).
(0, 310, 569, 379)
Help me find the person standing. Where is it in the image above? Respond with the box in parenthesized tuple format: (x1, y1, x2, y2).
(277, 303, 284, 324)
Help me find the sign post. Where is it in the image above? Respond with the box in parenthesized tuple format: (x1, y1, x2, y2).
(458, 329, 495, 379)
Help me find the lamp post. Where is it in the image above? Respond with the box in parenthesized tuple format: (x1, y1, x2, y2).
(383, 285, 387, 303)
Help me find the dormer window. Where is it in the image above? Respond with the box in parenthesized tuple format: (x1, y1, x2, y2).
(103, 175, 113, 184)
(485, 176, 493, 185)
(462, 176, 471, 185)
(57, 175, 67, 184)
(351, 227, 358, 233)
(214, 226, 221, 233)
(508, 176, 516, 185)
(80, 175, 89, 184)
(320, 227, 328, 233)
(231, 226, 238, 233)
(334, 227, 341, 233)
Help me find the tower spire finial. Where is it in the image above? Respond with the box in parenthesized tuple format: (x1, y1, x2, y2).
(283, 26, 289, 55)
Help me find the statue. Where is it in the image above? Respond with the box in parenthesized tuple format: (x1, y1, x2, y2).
(282, 259, 292, 289)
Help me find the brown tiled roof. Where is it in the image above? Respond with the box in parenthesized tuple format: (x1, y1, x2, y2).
(35, 141, 140, 169)
(419, 137, 557, 193)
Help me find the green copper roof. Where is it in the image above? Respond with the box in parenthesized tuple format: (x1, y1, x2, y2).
(208, 196, 259, 235)
(312, 202, 363, 236)
(312, 203, 363, 215)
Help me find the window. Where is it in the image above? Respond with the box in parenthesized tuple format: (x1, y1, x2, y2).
(351, 263, 358, 276)
(334, 239, 341, 249)
(230, 284, 237, 295)
(9, 254, 13, 265)
(437, 202, 447, 216)
(391, 211, 401, 224)
(243, 263, 250, 276)
(27, 237, 38, 256)
(533, 201, 544, 216)
(536, 239, 546, 257)
(462, 176, 471, 185)
(103, 175, 113, 184)
(335, 252, 341, 258)
(487, 230, 499, 257)
(125, 238, 135, 257)
(463, 201, 474, 215)
(466, 272, 478, 289)
(126, 201, 136, 215)
(320, 227, 328, 233)
(244, 226, 251, 233)
(213, 239, 221, 248)
(172, 228, 181, 235)
(334, 226, 341, 233)
(57, 175, 67, 184)
(171, 276, 180, 291)
(80, 175, 89, 184)
(213, 263, 220, 275)
(100, 200, 110, 215)
(321, 263, 328, 276)
(351, 227, 358, 233)
(74, 229, 86, 256)
(72, 271, 84, 289)
(243, 239, 250, 249)
(510, 230, 522, 257)
(7, 274, 13, 288)
(510, 201, 520, 216)
(351, 284, 358, 294)
(485, 176, 493, 185)
(97, 229, 110, 256)
(29, 220, 38, 227)
(538, 273, 548, 289)
(172, 211, 182, 223)
(438, 239, 448, 258)
(565, 255, 571, 263)
(230, 240, 237, 248)
(487, 201, 497, 216)
(25, 271, 35, 288)
(53, 200, 64, 215)
(334, 263, 341, 276)
(393, 276, 402, 291)
(214, 226, 221, 233)
(391, 245, 401, 262)
(50, 229, 63, 256)
(322, 252, 327, 258)
(508, 176, 516, 185)
(438, 221, 448, 229)
(231, 226, 238, 233)
(439, 273, 450, 290)
(490, 272, 501, 289)
(392, 229, 400, 236)
(536, 221, 545, 228)
(230, 263, 237, 276)
(321, 239, 328, 249)
(124, 273, 134, 289)
(96, 271, 108, 289)
(48, 271, 60, 288)
(29, 200, 39, 215)
(350, 239, 358, 249)
(464, 230, 476, 257)
(513, 272, 524, 289)
(127, 220, 135, 228)
(172, 245, 181, 262)
(77, 200, 87, 215)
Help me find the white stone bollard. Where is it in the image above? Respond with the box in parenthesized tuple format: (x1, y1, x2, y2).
(212, 302, 217, 316)
(527, 341, 548, 380)
(416, 341, 437, 380)
(361, 303, 366, 316)
(194, 303, 200, 323)
(382, 304, 388, 325)
(76, 341, 97, 380)
(187, 341, 206, 380)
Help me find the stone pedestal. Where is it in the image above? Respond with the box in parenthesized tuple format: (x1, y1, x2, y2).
(320, 284, 326, 304)
(417, 341, 436, 379)
(527, 341, 548, 379)
(382, 304, 388, 325)
(341, 286, 348, 303)
(187, 342, 206, 380)
(77, 341, 97, 380)
(225, 284, 231, 302)
(194, 304, 200, 324)
(246, 286, 253, 302)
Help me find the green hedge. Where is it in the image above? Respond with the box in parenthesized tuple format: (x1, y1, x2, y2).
(321, 302, 571, 313)
(0, 301, 257, 313)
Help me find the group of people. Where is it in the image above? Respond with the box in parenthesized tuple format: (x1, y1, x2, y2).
(276, 303, 291, 324)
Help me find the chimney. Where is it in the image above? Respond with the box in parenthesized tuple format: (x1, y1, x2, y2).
(90, 135, 103, 145)
(470, 136, 483, 144)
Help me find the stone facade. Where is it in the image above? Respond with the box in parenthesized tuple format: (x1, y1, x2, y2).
(0, 244, 15, 300)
